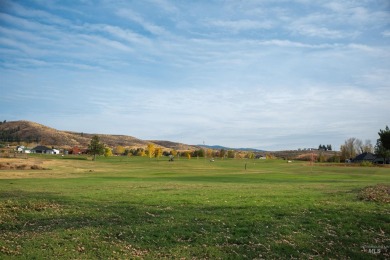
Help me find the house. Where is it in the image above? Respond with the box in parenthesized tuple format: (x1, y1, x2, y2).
(352, 152, 376, 163)
(374, 157, 390, 164)
(31, 145, 55, 154)
(16, 145, 25, 152)
(16, 145, 31, 153)
(70, 146, 81, 155)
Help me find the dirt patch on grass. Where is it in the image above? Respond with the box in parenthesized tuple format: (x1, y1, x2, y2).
(357, 184, 390, 203)
(0, 162, 47, 170)
(0, 158, 51, 171)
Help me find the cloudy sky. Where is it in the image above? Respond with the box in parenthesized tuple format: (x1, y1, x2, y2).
(1, 0, 389, 150)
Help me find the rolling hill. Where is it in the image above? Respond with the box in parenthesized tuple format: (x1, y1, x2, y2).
(197, 144, 265, 152)
(0, 120, 196, 150)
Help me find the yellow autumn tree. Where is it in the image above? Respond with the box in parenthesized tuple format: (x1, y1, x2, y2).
(155, 148, 163, 159)
(137, 149, 146, 157)
(247, 152, 255, 159)
(114, 145, 125, 155)
(266, 153, 276, 159)
(170, 149, 177, 157)
(147, 143, 155, 158)
(104, 147, 113, 157)
(184, 151, 191, 159)
(206, 149, 213, 158)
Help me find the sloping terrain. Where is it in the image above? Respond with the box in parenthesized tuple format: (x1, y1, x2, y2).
(148, 140, 199, 151)
(0, 120, 89, 147)
(0, 120, 196, 150)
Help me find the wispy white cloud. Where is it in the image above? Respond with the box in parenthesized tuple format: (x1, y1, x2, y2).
(115, 9, 169, 37)
(290, 24, 358, 39)
(382, 31, 390, 37)
(84, 23, 151, 46)
(287, 12, 360, 39)
(145, 0, 179, 14)
(1, 0, 389, 150)
(323, 1, 390, 26)
(206, 19, 273, 32)
(4, 1, 71, 26)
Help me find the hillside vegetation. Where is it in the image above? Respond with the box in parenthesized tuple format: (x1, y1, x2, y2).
(0, 120, 196, 150)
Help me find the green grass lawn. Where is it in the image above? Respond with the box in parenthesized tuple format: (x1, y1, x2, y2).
(0, 156, 389, 259)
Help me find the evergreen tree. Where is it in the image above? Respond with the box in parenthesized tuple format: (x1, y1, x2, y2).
(378, 126, 390, 150)
(88, 135, 105, 160)
(375, 139, 390, 164)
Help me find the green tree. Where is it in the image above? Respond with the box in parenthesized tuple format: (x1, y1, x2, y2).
(88, 135, 105, 160)
(375, 139, 390, 164)
(227, 150, 235, 158)
(220, 149, 226, 159)
(378, 126, 390, 150)
(194, 149, 205, 157)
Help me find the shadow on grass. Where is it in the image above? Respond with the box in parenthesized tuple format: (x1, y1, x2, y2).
(0, 190, 388, 259)
(61, 156, 88, 160)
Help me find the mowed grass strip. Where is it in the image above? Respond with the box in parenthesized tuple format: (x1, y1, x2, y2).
(0, 156, 389, 259)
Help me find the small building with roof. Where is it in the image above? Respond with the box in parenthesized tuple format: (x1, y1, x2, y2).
(31, 145, 56, 154)
(352, 152, 376, 163)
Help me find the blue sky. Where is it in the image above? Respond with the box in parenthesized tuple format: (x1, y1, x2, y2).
(1, 0, 389, 150)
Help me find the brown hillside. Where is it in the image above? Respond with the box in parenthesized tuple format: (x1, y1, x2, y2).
(68, 132, 150, 148)
(0, 120, 197, 150)
(148, 140, 198, 151)
(0, 120, 89, 148)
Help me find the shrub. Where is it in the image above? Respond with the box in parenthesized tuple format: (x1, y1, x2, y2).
(360, 160, 373, 167)
(327, 156, 341, 163)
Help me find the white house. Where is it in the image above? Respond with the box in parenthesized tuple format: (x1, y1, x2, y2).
(16, 145, 25, 152)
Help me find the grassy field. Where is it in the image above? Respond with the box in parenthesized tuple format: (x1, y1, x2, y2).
(0, 155, 389, 259)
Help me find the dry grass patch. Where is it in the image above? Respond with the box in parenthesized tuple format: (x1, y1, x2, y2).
(358, 184, 390, 203)
(0, 162, 47, 170)
(0, 158, 94, 179)
(0, 158, 48, 170)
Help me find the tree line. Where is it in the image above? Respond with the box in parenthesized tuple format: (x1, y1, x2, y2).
(87, 136, 267, 160)
(340, 126, 390, 162)
(318, 144, 332, 151)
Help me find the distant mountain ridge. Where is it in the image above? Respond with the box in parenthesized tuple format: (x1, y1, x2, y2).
(198, 144, 265, 152)
(0, 120, 196, 150)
